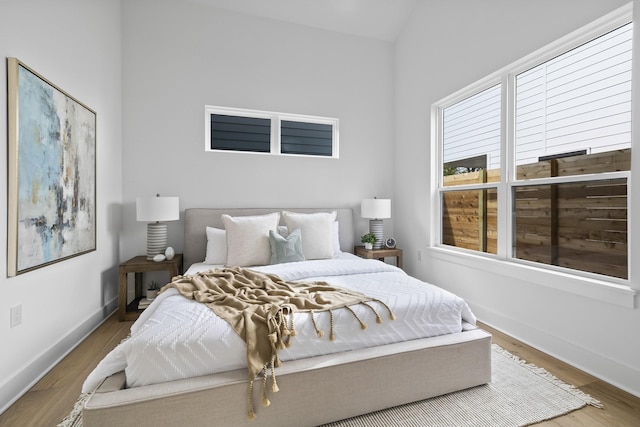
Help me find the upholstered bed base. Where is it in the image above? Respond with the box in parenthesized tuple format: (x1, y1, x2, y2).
(84, 327, 491, 427)
(83, 207, 491, 426)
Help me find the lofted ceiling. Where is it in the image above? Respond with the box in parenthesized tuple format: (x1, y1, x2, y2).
(186, 0, 418, 42)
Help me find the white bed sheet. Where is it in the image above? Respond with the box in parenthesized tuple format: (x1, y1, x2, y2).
(82, 253, 476, 393)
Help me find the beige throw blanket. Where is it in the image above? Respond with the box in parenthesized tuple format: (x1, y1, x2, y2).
(162, 267, 394, 420)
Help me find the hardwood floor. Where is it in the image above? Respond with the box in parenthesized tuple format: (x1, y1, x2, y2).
(1, 315, 639, 426)
(0, 314, 133, 427)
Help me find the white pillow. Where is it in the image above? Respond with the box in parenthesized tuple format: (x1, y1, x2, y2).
(222, 213, 280, 267)
(282, 211, 337, 260)
(204, 227, 227, 264)
(333, 221, 342, 254)
(279, 221, 341, 254)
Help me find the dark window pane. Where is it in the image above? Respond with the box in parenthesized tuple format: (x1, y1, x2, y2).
(211, 114, 271, 152)
(281, 121, 333, 156)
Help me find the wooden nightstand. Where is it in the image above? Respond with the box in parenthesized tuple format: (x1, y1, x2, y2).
(354, 246, 403, 269)
(118, 254, 183, 321)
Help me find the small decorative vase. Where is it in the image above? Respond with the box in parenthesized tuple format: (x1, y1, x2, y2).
(364, 242, 373, 250)
(147, 289, 158, 300)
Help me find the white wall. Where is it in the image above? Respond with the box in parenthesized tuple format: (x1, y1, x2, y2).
(0, 0, 122, 413)
(120, 0, 396, 260)
(395, 0, 640, 397)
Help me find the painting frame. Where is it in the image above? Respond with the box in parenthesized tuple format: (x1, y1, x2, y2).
(7, 58, 96, 276)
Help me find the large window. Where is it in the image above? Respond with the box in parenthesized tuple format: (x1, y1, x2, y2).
(434, 14, 632, 281)
(205, 106, 339, 158)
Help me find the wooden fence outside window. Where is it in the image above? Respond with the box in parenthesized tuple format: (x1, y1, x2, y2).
(442, 149, 629, 279)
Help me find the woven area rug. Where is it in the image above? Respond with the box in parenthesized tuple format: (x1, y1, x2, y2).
(59, 344, 601, 427)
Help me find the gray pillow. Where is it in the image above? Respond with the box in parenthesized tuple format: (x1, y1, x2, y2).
(269, 228, 306, 264)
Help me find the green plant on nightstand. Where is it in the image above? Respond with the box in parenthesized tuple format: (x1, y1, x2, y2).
(361, 233, 377, 250)
(147, 280, 160, 300)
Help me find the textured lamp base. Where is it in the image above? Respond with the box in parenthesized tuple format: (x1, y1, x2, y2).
(369, 219, 384, 250)
(146, 222, 168, 259)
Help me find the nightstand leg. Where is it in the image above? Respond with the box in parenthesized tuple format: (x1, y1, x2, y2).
(118, 269, 127, 321)
(135, 272, 143, 300)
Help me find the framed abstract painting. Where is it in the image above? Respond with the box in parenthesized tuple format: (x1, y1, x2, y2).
(7, 58, 96, 276)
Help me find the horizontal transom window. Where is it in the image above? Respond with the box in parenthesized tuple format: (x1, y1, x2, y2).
(205, 106, 339, 158)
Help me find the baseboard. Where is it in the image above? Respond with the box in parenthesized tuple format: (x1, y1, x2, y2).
(472, 302, 640, 399)
(0, 297, 118, 415)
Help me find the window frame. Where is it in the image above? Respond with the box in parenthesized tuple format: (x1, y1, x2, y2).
(205, 105, 339, 158)
(430, 3, 635, 304)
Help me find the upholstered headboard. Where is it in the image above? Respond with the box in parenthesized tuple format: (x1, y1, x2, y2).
(183, 208, 354, 269)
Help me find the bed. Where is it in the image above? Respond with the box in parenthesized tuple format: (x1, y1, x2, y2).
(82, 208, 491, 426)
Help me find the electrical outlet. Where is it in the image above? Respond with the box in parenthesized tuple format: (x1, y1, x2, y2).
(10, 304, 22, 328)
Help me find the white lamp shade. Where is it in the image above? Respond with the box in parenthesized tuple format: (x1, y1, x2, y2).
(361, 198, 391, 219)
(136, 196, 180, 222)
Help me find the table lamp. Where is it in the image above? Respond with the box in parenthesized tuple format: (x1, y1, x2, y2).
(136, 194, 179, 259)
(361, 198, 391, 250)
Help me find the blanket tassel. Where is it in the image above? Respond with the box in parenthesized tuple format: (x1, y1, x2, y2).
(374, 299, 396, 321)
(270, 356, 280, 392)
(262, 366, 271, 407)
(288, 310, 297, 336)
(329, 309, 336, 341)
(362, 302, 384, 324)
(310, 311, 325, 338)
(346, 305, 367, 330)
(248, 381, 256, 420)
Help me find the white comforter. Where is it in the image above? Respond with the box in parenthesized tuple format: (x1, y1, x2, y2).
(82, 253, 476, 393)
